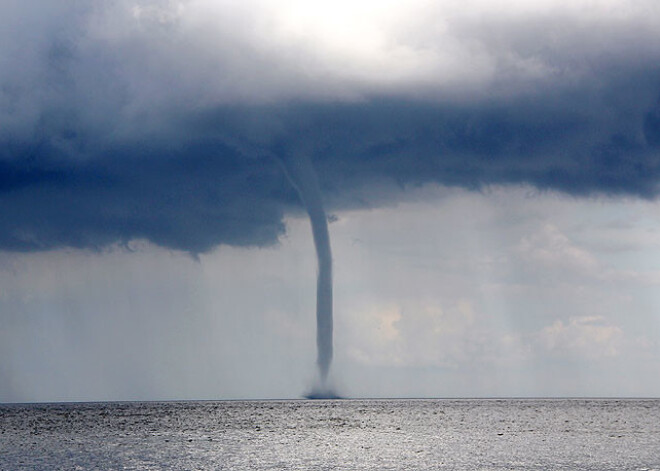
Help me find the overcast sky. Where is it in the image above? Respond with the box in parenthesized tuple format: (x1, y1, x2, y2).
(2, 0, 660, 402)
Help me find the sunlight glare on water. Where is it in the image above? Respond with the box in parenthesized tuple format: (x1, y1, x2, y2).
(1, 399, 660, 470)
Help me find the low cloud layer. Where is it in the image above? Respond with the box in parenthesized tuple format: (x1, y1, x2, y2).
(2, 0, 660, 253)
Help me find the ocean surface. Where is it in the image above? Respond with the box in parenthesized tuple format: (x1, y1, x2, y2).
(1, 398, 659, 470)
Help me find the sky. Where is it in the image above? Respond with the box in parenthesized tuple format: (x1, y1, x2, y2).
(1, 0, 660, 402)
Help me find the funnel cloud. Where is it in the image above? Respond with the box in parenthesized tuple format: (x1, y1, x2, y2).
(279, 153, 333, 385)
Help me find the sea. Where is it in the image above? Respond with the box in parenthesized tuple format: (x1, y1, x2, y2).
(1, 398, 659, 470)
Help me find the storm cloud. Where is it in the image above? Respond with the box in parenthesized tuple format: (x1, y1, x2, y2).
(2, 0, 660, 253)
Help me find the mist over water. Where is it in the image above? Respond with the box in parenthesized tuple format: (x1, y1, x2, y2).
(279, 154, 334, 388)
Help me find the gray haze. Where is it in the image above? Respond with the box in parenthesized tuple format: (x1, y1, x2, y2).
(2, 188, 660, 401)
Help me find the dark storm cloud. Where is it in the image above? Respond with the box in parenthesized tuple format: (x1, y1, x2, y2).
(193, 85, 660, 198)
(0, 140, 292, 253)
(2, 0, 660, 253)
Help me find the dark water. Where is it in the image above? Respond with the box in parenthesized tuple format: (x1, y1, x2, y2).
(1, 399, 659, 470)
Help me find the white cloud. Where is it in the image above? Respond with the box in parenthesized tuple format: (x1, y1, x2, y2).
(518, 223, 600, 275)
(4, 0, 660, 137)
(340, 299, 479, 368)
(536, 316, 624, 359)
(517, 222, 660, 287)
